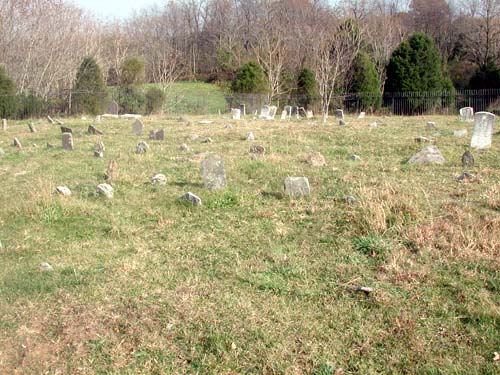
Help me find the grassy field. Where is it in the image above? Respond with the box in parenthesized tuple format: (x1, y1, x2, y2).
(0, 114, 499, 374)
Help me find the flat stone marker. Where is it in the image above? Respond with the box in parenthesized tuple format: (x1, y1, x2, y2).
(259, 105, 270, 119)
(88, 125, 103, 135)
(132, 119, 144, 135)
(2, 119, 7, 130)
(13, 138, 22, 148)
(460, 107, 474, 122)
(62, 133, 74, 150)
(151, 173, 167, 185)
(350, 154, 361, 161)
(231, 108, 241, 120)
(180, 192, 202, 206)
(201, 157, 227, 190)
(121, 114, 142, 120)
(249, 145, 265, 156)
(239, 104, 246, 116)
(284, 177, 311, 197)
(55, 186, 71, 196)
(470, 111, 495, 150)
(358, 112, 365, 119)
(408, 145, 445, 164)
(136, 141, 149, 154)
(96, 183, 113, 198)
(61, 126, 72, 134)
(462, 151, 474, 168)
(199, 120, 213, 124)
(335, 109, 344, 119)
(107, 100, 119, 115)
(28, 123, 37, 133)
(454, 129, 467, 137)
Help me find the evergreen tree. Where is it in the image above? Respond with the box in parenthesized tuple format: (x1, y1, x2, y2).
(0, 65, 17, 118)
(73, 57, 107, 115)
(297, 68, 317, 109)
(232, 61, 266, 93)
(349, 52, 381, 111)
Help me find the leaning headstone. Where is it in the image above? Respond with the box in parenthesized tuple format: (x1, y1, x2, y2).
(62, 133, 74, 150)
(154, 129, 165, 141)
(358, 112, 365, 119)
(307, 152, 327, 167)
(96, 183, 113, 199)
(151, 173, 167, 185)
(47, 116, 55, 124)
(13, 137, 22, 148)
(249, 145, 265, 156)
(462, 151, 474, 168)
(107, 100, 119, 115)
(339, 119, 347, 126)
(55, 118, 64, 125)
(201, 157, 227, 190)
(60, 126, 72, 134)
(454, 129, 467, 137)
(460, 107, 474, 122)
(334, 109, 344, 119)
(284, 177, 311, 197)
(180, 192, 202, 206)
(136, 141, 149, 154)
(132, 119, 144, 135)
(470, 111, 495, 150)
(106, 160, 118, 184)
(88, 125, 103, 135)
(408, 145, 445, 164)
(55, 186, 71, 196)
(239, 104, 246, 116)
(231, 108, 241, 120)
(28, 123, 37, 133)
(245, 132, 255, 141)
(2, 119, 7, 130)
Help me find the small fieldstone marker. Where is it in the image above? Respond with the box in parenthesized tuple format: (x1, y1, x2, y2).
(132, 119, 144, 135)
(461, 151, 474, 168)
(13, 137, 22, 148)
(344, 195, 356, 204)
(154, 129, 165, 141)
(96, 183, 113, 198)
(307, 152, 327, 167)
(201, 157, 227, 190)
(426, 121, 436, 129)
(180, 192, 202, 206)
(414, 136, 429, 143)
(136, 141, 149, 154)
(179, 143, 189, 151)
(88, 125, 103, 135)
(151, 173, 167, 185)
(39, 262, 53, 272)
(339, 119, 347, 126)
(28, 122, 37, 133)
(249, 145, 265, 156)
(245, 132, 255, 141)
(190, 134, 199, 140)
(107, 100, 119, 115)
(454, 129, 467, 137)
(201, 137, 212, 143)
(457, 172, 474, 182)
(284, 177, 311, 197)
(350, 154, 361, 161)
(408, 145, 445, 164)
(55, 186, 71, 196)
(106, 160, 118, 183)
(62, 133, 74, 150)
(60, 126, 72, 134)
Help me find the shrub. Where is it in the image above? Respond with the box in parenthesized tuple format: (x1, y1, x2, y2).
(0, 65, 17, 118)
(121, 57, 146, 85)
(348, 52, 381, 111)
(145, 87, 166, 114)
(73, 57, 107, 115)
(117, 85, 145, 114)
(297, 68, 317, 109)
(231, 61, 266, 94)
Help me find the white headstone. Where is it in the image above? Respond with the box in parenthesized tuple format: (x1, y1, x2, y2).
(460, 107, 474, 122)
(470, 111, 495, 150)
(201, 157, 227, 190)
(259, 105, 270, 119)
(358, 112, 365, 119)
(306, 110, 313, 119)
(2, 119, 6, 130)
(231, 108, 241, 120)
(284, 177, 311, 197)
(280, 110, 287, 120)
(267, 106, 277, 120)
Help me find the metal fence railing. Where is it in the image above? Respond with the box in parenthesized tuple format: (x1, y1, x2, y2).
(1, 88, 499, 119)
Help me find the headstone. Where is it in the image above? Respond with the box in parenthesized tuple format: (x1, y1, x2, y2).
(306, 110, 313, 119)
(344, 195, 356, 204)
(47, 116, 55, 124)
(149, 130, 155, 140)
(334, 109, 344, 119)
(155, 129, 165, 141)
(136, 141, 149, 154)
(13, 137, 22, 148)
(457, 172, 474, 182)
(39, 262, 53, 272)
(358, 112, 365, 119)
(231, 108, 241, 120)
(350, 154, 361, 161)
(179, 143, 190, 151)
(94, 141, 105, 157)
(62, 133, 74, 150)
(291, 106, 299, 119)
(239, 104, 246, 116)
(249, 145, 265, 156)
(280, 110, 287, 120)
(106, 160, 118, 183)
(2, 119, 7, 130)
(427, 121, 436, 129)
(259, 105, 270, 119)
(454, 129, 467, 137)
(408, 145, 445, 164)
(307, 152, 327, 167)
(201, 137, 212, 143)
(132, 119, 144, 135)
(284, 106, 292, 117)
(470, 111, 495, 150)
(339, 119, 347, 126)
(94, 115, 102, 123)
(267, 106, 277, 120)
(88, 125, 103, 135)
(107, 100, 119, 115)
(414, 136, 429, 143)
(180, 192, 202, 206)
(460, 107, 474, 122)
(96, 183, 113, 198)
(462, 151, 474, 168)
(246, 132, 255, 141)
(60, 126, 72, 134)
(298, 107, 307, 117)
(284, 177, 311, 197)
(201, 157, 227, 190)
(151, 173, 167, 185)
(55, 186, 71, 196)
(199, 120, 213, 124)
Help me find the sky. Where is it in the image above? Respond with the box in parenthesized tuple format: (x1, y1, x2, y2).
(72, 0, 161, 19)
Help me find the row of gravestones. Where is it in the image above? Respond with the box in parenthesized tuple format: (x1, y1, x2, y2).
(231, 105, 343, 121)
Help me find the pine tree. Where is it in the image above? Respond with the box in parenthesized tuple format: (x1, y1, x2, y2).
(73, 57, 107, 115)
(349, 52, 381, 111)
(0, 65, 17, 118)
(297, 68, 317, 109)
(232, 61, 266, 93)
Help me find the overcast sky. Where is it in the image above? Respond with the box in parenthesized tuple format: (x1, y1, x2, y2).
(72, 0, 161, 19)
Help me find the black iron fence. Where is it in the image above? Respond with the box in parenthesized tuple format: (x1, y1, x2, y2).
(1, 88, 499, 119)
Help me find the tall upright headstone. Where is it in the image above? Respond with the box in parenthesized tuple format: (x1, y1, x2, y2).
(62, 133, 74, 150)
(107, 100, 119, 115)
(231, 108, 241, 120)
(132, 119, 144, 135)
(201, 157, 227, 190)
(470, 111, 495, 150)
(460, 107, 474, 122)
(1, 119, 6, 130)
(239, 104, 246, 116)
(335, 109, 344, 119)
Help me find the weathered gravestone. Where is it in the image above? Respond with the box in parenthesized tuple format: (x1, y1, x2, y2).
(88, 125, 103, 135)
(201, 157, 227, 190)
(245, 132, 255, 141)
(239, 104, 246, 116)
(334, 109, 344, 119)
(94, 141, 105, 157)
(136, 141, 149, 154)
(249, 145, 265, 156)
(96, 183, 113, 198)
(13, 138, 22, 148)
(427, 121, 436, 129)
(180, 192, 202, 206)
(231, 108, 241, 120)
(307, 152, 327, 167)
(55, 186, 71, 196)
(291, 106, 299, 119)
(154, 129, 165, 141)
(460, 107, 474, 122)
(267, 106, 277, 120)
(284, 177, 311, 197)
(470, 111, 495, 150)
(306, 110, 313, 119)
(61, 126, 72, 134)
(62, 133, 74, 150)
(461, 151, 474, 168)
(358, 112, 365, 119)
(2, 119, 7, 130)
(408, 145, 445, 164)
(107, 100, 119, 115)
(151, 173, 167, 185)
(284, 106, 292, 117)
(132, 119, 144, 135)
(259, 105, 270, 119)
(298, 107, 307, 117)
(280, 110, 287, 120)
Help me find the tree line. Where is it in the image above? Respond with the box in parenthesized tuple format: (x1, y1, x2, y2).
(0, 0, 499, 116)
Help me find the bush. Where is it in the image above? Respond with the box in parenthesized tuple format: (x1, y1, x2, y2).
(117, 85, 145, 114)
(0, 65, 17, 118)
(145, 87, 165, 114)
(348, 52, 381, 111)
(231, 61, 266, 94)
(297, 68, 317, 109)
(121, 57, 146, 85)
(72, 57, 107, 115)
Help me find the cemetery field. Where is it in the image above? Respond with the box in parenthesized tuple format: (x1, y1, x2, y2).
(1, 114, 500, 374)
